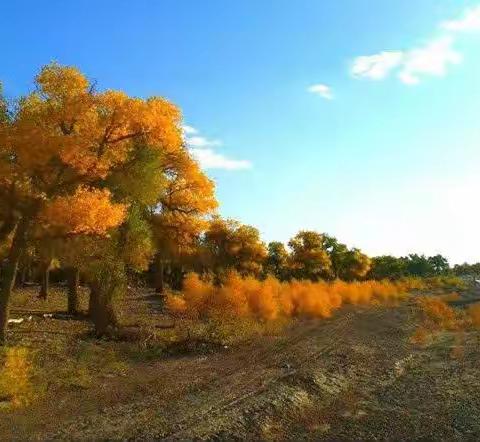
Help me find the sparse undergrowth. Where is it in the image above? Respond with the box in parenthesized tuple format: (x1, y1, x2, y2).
(0, 281, 476, 413)
(0, 347, 34, 409)
(411, 294, 480, 347)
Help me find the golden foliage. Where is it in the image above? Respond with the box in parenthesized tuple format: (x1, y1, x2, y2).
(9, 64, 183, 180)
(152, 149, 217, 262)
(204, 218, 267, 277)
(166, 272, 407, 322)
(40, 186, 127, 235)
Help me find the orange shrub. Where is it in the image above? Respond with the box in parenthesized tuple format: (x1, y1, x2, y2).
(166, 272, 408, 324)
(165, 295, 187, 316)
(214, 271, 249, 318)
(416, 296, 458, 330)
(468, 303, 480, 329)
(182, 272, 213, 319)
(244, 276, 280, 321)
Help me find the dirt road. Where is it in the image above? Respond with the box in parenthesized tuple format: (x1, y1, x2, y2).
(5, 300, 480, 441)
(45, 304, 480, 440)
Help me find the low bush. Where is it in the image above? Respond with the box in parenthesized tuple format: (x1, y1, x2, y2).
(416, 296, 459, 331)
(424, 276, 468, 292)
(468, 303, 480, 329)
(166, 272, 408, 323)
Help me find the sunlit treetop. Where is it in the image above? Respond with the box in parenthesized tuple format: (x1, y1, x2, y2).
(0, 63, 193, 242)
(8, 62, 183, 182)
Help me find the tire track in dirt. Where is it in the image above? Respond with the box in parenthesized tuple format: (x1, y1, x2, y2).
(165, 306, 415, 440)
(46, 306, 415, 441)
(151, 312, 355, 440)
(45, 311, 355, 440)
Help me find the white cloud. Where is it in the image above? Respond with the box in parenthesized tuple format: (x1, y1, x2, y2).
(351, 5, 480, 86)
(351, 51, 404, 80)
(190, 148, 252, 170)
(442, 5, 480, 32)
(182, 125, 198, 135)
(308, 84, 334, 99)
(398, 36, 462, 85)
(351, 38, 462, 85)
(186, 135, 222, 148)
(183, 124, 252, 171)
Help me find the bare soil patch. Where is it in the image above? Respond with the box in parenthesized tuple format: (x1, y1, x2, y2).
(1, 287, 480, 440)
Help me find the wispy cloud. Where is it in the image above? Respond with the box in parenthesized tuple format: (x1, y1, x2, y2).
(351, 5, 478, 85)
(351, 51, 404, 80)
(186, 135, 222, 148)
(352, 38, 461, 85)
(183, 125, 252, 171)
(442, 5, 480, 32)
(398, 36, 462, 85)
(308, 83, 334, 99)
(182, 125, 198, 135)
(190, 148, 252, 170)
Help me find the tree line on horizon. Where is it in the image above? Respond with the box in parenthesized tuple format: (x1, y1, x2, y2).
(0, 63, 476, 344)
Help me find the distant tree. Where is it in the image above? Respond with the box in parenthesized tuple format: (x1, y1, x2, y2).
(453, 262, 480, 277)
(203, 217, 267, 278)
(320, 235, 370, 281)
(288, 231, 332, 281)
(321, 235, 347, 279)
(427, 254, 450, 275)
(368, 255, 407, 280)
(264, 241, 289, 280)
(404, 254, 435, 277)
(338, 248, 371, 281)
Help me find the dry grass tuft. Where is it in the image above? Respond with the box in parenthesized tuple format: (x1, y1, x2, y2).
(0, 347, 35, 409)
(468, 303, 480, 329)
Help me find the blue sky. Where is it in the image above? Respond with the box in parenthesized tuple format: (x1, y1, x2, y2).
(2, 1, 480, 263)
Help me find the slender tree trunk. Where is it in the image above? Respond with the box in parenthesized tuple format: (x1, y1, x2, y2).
(0, 214, 17, 244)
(38, 261, 50, 300)
(15, 262, 24, 288)
(0, 219, 28, 344)
(20, 264, 27, 287)
(173, 265, 185, 290)
(67, 267, 80, 315)
(155, 255, 164, 294)
(88, 283, 99, 318)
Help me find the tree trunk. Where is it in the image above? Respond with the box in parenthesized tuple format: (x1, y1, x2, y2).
(88, 283, 98, 318)
(15, 262, 26, 288)
(172, 265, 184, 291)
(88, 265, 124, 337)
(67, 267, 80, 315)
(38, 261, 50, 300)
(92, 294, 118, 337)
(0, 214, 17, 244)
(0, 219, 28, 344)
(154, 255, 164, 294)
(20, 264, 27, 287)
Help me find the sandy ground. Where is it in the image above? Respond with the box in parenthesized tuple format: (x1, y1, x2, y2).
(1, 288, 480, 441)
